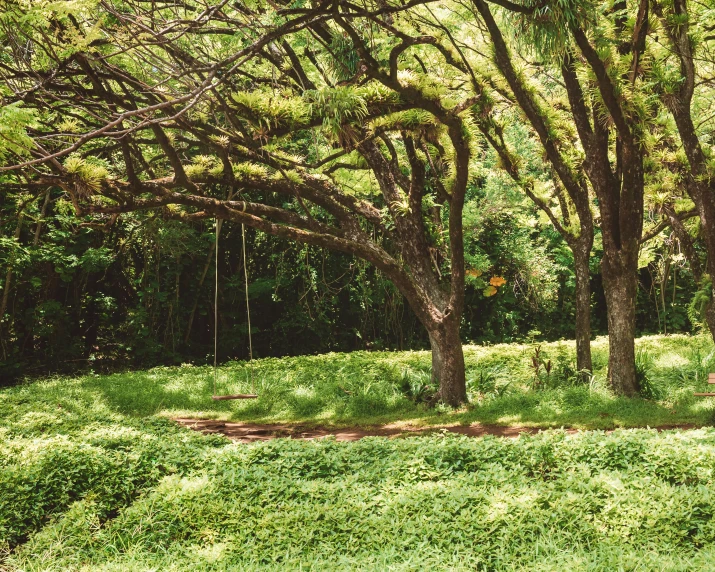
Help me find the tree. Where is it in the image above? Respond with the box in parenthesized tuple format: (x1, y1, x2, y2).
(651, 0, 715, 339)
(464, 0, 657, 395)
(0, 0, 487, 405)
(396, 2, 595, 375)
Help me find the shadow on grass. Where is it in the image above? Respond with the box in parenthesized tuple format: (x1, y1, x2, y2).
(73, 360, 427, 426)
(463, 386, 713, 430)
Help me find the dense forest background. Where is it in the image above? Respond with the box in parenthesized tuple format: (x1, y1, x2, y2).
(1, 166, 697, 381)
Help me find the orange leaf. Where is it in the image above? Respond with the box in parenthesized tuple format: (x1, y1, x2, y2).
(489, 276, 507, 287)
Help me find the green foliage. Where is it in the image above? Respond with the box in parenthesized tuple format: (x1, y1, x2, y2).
(0, 234, 30, 268)
(689, 276, 713, 330)
(467, 364, 513, 398)
(372, 109, 439, 132)
(304, 86, 370, 144)
(327, 32, 360, 82)
(5, 333, 715, 429)
(0, 389, 225, 552)
(462, 179, 568, 342)
(232, 91, 310, 131)
(636, 349, 661, 400)
(0, 426, 211, 549)
(398, 367, 436, 403)
(184, 155, 221, 179)
(232, 161, 269, 179)
(16, 430, 715, 569)
(0, 103, 37, 161)
(63, 156, 110, 192)
(504, 0, 597, 57)
(1, 0, 713, 394)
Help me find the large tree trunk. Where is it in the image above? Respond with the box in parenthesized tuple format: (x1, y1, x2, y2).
(663, 203, 715, 339)
(0, 215, 24, 360)
(655, 0, 715, 342)
(703, 303, 715, 343)
(601, 252, 640, 396)
(573, 243, 593, 376)
(427, 314, 466, 407)
(690, 192, 715, 343)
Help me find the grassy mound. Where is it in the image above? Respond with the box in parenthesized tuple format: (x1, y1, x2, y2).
(5, 428, 715, 570)
(3, 334, 715, 570)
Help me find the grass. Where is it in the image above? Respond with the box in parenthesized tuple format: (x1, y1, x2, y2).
(3, 333, 715, 570)
(7, 429, 715, 570)
(11, 333, 715, 430)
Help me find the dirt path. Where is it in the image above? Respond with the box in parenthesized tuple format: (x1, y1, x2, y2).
(173, 418, 698, 443)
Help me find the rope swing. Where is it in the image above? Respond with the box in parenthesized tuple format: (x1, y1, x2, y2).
(212, 217, 258, 400)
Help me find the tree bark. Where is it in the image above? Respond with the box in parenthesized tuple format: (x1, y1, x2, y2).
(691, 195, 715, 340)
(573, 244, 593, 376)
(601, 251, 640, 396)
(654, 0, 715, 343)
(0, 216, 24, 323)
(427, 313, 466, 407)
(662, 113, 715, 342)
(663, 203, 715, 339)
(470, 4, 596, 381)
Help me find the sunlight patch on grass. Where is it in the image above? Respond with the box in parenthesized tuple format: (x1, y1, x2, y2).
(654, 351, 691, 369)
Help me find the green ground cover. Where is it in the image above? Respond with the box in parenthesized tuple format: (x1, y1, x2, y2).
(13, 333, 715, 429)
(3, 334, 715, 570)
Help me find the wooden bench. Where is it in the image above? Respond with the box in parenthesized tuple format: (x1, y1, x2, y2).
(694, 373, 715, 396)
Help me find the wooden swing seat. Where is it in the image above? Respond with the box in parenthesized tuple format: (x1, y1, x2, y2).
(694, 374, 715, 397)
(212, 394, 259, 400)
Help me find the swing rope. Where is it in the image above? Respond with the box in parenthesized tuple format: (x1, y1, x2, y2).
(212, 217, 258, 401)
(213, 218, 220, 398)
(241, 222, 255, 394)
